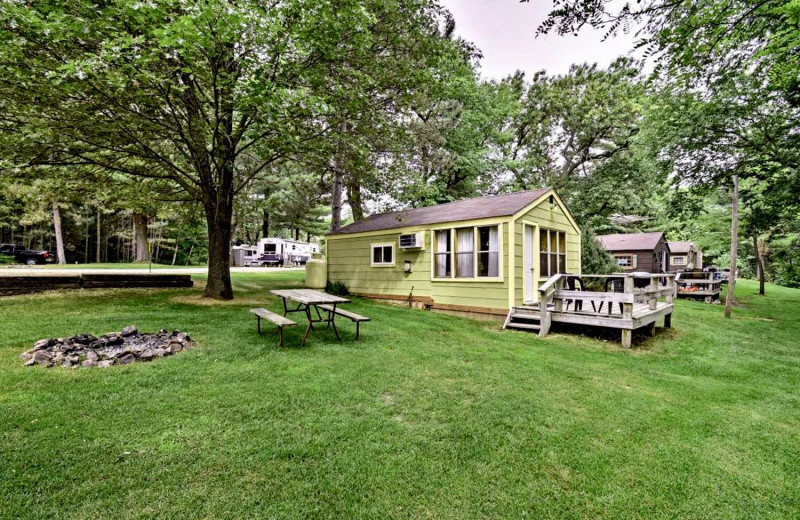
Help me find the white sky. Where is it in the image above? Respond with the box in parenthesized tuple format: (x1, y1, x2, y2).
(440, 0, 639, 79)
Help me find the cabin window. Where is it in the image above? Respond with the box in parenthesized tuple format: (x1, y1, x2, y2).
(672, 256, 686, 265)
(434, 230, 451, 278)
(615, 255, 633, 267)
(539, 229, 567, 277)
(477, 226, 499, 277)
(455, 228, 475, 277)
(371, 244, 394, 267)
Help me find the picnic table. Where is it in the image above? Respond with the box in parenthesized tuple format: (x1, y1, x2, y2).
(270, 289, 350, 346)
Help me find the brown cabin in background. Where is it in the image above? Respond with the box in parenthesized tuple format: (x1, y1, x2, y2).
(668, 241, 703, 272)
(598, 232, 671, 273)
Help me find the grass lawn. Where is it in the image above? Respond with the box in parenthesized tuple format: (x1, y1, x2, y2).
(1, 273, 799, 519)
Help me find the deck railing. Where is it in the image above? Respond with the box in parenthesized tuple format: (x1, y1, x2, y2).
(674, 272, 721, 296)
(537, 273, 675, 337)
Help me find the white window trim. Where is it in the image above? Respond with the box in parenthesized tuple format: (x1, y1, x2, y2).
(672, 256, 687, 265)
(538, 228, 568, 279)
(615, 254, 633, 267)
(370, 243, 395, 267)
(432, 229, 452, 279)
(430, 224, 504, 283)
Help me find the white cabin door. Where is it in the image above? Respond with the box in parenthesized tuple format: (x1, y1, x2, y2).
(524, 224, 535, 302)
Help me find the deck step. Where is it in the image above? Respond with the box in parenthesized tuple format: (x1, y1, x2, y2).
(506, 322, 541, 331)
(510, 312, 541, 320)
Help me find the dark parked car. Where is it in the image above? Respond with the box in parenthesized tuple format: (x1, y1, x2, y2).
(0, 244, 53, 265)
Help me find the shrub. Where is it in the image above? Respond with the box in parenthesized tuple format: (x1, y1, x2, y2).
(581, 228, 620, 275)
(326, 280, 350, 296)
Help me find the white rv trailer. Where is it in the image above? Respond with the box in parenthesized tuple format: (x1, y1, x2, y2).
(256, 237, 320, 266)
(231, 245, 260, 266)
(232, 239, 319, 266)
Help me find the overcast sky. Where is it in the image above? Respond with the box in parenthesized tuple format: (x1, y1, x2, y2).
(440, 0, 639, 79)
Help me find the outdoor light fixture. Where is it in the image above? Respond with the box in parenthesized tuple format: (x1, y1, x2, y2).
(549, 194, 556, 209)
(404, 260, 412, 273)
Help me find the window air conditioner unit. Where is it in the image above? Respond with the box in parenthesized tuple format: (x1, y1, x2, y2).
(398, 232, 424, 249)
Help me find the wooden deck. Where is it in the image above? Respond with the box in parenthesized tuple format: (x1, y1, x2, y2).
(675, 272, 721, 302)
(504, 273, 675, 348)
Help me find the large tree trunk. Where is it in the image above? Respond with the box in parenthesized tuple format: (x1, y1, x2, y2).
(725, 175, 739, 318)
(203, 198, 234, 300)
(753, 232, 765, 295)
(346, 176, 364, 221)
(330, 162, 344, 232)
(133, 212, 150, 263)
(52, 201, 66, 264)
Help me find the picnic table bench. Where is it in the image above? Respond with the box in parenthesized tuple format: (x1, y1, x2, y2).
(250, 308, 297, 347)
(316, 304, 371, 340)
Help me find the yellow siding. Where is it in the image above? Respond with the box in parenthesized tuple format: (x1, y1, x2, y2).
(326, 222, 511, 310)
(429, 222, 509, 310)
(325, 193, 581, 312)
(513, 198, 581, 305)
(326, 231, 432, 299)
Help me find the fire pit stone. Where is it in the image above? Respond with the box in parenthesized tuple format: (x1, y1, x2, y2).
(21, 326, 196, 368)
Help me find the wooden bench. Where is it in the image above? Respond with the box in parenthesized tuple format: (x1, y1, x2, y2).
(250, 308, 297, 347)
(317, 305, 371, 340)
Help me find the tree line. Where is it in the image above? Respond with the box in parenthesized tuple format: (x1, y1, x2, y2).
(1, 0, 797, 309)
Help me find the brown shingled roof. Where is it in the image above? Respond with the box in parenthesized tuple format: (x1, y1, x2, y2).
(328, 188, 551, 235)
(597, 232, 666, 252)
(668, 241, 695, 254)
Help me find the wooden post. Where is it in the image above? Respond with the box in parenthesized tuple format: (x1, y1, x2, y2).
(664, 313, 672, 329)
(554, 276, 564, 312)
(621, 329, 632, 348)
(666, 276, 674, 304)
(621, 276, 634, 348)
(648, 276, 658, 310)
(538, 299, 551, 338)
(648, 322, 656, 336)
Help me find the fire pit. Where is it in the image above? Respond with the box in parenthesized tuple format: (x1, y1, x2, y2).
(20, 326, 195, 368)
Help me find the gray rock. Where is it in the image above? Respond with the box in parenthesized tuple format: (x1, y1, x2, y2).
(139, 349, 154, 361)
(32, 339, 50, 350)
(33, 350, 52, 363)
(24, 357, 36, 366)
(98, 360, 114, 368)
(121, 325, 137, 337)
(118, 353, 136, 365)
(20, 350, 34, 361)
(81, 359, 98, 367)
(168, 342, 183, 354)
(85, 351, 99, 362)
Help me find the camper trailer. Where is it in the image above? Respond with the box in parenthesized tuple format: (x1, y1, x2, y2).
(231, 245, 260, 266)
(257, 238, 319, 266)
(232, 239, 320, 267)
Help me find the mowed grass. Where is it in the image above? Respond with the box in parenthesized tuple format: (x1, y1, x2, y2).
(1, 273, 799, 519)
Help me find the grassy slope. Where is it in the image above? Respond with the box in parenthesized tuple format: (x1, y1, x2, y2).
(1, 273, 798, 520)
